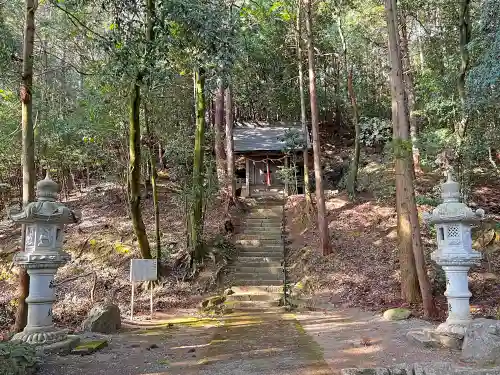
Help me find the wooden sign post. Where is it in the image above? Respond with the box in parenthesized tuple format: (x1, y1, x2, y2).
(129, 259, 158, 320)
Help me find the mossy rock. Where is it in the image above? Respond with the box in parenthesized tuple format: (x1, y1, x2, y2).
(291, 276, 314, 297)
(383, 308, 411, 321)
(200, 295, 226, 312)
(71, 340, 108, 355)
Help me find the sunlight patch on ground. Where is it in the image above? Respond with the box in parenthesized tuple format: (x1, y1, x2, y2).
(325, 197, 350, 210)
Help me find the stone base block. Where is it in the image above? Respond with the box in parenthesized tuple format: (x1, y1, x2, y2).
(407, 330, 441, 349)
(407, 329, 463, 350)
(12, 328, 69, 346)
(35, 335, 80, 356)
(427, 330, 463, 350)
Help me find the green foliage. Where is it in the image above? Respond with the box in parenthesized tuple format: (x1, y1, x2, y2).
(417, 128, 453, 169)
(359, 117, 392, 147)
(0, 341, 38, 375)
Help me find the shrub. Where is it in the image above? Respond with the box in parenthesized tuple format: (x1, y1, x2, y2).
(359, 117, 392, 147)
(0, 341, 38, 375)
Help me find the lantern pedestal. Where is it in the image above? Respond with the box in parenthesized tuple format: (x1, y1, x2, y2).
(433, 263, 480, 335)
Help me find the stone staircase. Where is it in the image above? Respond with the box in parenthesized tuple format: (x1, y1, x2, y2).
(226, 196, 285, 311)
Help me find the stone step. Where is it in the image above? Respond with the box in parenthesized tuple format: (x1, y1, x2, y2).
(233, 272, 282, 281)
(238, 223, 282, 229)
(231, 260, 281, 268)
(236, 256, 283, 263)
(230, 266, 283, 274)
(236, 239, 283, 246)
(225, 300, 280, 309)
(238, 252, 283, 259)
(231, 279, 283, 286)
(226, 292, 282, 302)
(246, 211, 283, 217)
(231, 285, 284, 293)
(235, 234, 283, 241)
(238, 233, 282, 239)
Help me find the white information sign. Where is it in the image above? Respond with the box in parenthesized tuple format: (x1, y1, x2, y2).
(129, 259, 158, 320)
(130, 259, 158, 282)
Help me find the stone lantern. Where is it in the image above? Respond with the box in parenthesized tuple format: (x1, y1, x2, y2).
(423, 172, 483, 335)
(9, 175, 80, 348)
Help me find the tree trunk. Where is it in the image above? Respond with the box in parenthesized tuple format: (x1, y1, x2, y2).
(385, 0, 435, 317)
(129, 76, 152, 260)
(456, 0, 471, 145)
(346, 68, 360, 197)
(304, 0, 331, 256)
(192, 68, 206, 261)
(14, 0, 37, 334)
(296, 0, 312, 206)
(400, 13, 421, 173)
(144, 0, 160, 273)
(144, 101, 161, 273)
(214, 78, 226, 186)
(225, 85, 236, 200)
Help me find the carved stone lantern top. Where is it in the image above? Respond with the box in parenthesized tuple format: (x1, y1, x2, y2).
(8, 174, 81, 225)
(423, 172, 484, 225)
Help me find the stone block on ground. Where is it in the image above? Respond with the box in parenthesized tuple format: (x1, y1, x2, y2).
(82, 302, 121, 334)
(427, 330, 463, 350)
(383, 308, 411, 321)
(341, 362, 500, 375)
(406, 330, 441, 349)
(461, 318, 500, 366)
(71, 340, 108, 355)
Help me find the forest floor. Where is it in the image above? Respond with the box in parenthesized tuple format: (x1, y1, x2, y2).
(285, 142, 500, 320)
(0, 181, 228, 338)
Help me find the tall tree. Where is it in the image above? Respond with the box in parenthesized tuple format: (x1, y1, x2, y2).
(129, 74, 152, 260)
(14, 0, 37, 334)
(214, 78, 226, 185)
(225, 84, 236, 201)
(456, 0, 471, 146)
(296, 0, 312, 207)
(191, 68, 206, 261)
(399, 12, 421, 173)
(385, 0, 435, 317)
(346, 68, 360, 197)
(304, 0, 331, 256)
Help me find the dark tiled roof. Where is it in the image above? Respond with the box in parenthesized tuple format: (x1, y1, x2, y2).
(233, 126, 311, 152)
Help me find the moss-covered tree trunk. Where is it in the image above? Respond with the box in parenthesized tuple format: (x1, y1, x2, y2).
(296, 0, 311, 206)
(15, 0, 37, 334)
(144, 101, 160, 270)
(304, 0, 331, 256)
(214, 78, 226, 187)
(192, 68, 206, 261)
(456, 0, 471, 145)
(400, 14, 421, 174)
(129, 76, 152, 260)
(225, 85, 236, 200)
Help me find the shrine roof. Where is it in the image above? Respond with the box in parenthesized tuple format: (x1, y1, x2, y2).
(233, 122, 311, 153)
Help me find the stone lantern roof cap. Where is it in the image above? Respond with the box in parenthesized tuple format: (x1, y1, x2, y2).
(8, 175, 81, 225)
(37, 173, 59, 201)
(423, 173, 484, 224)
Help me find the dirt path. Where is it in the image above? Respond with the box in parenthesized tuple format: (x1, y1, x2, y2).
(38, 307, 477, 375)
(194, 311, 332, 375)
(38, 310, 332, 375)
(296, 307, 462, 372)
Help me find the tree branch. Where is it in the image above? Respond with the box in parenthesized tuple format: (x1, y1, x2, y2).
(49, 1, 108, 42)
